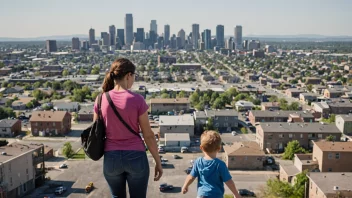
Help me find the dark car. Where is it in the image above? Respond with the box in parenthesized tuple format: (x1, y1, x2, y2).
(184, 167, 192, 174)
(159, 183, 173, 192)
(238, 189, 255, 196)
(173, 155, 182, 159)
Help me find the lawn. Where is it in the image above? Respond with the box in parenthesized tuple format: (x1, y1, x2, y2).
(71, 148, 86, 159)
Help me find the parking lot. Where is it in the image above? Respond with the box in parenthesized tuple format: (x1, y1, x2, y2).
(29, 151, 276, 198)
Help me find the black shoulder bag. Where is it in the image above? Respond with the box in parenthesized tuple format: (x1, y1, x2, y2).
(105, 92, 147, 151)
(81, 93, 106, 161)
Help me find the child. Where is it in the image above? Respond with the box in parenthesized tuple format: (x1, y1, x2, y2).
(182, 131, 241, 198)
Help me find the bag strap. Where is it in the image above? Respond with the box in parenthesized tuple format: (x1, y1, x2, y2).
(97, 93, 103, 119)
(105, 92, 142, 140)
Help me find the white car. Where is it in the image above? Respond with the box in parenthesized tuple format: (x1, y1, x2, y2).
(231, 131, 237, 136)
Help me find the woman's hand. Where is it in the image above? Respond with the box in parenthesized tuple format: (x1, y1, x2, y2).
(154, 163, 163, 181)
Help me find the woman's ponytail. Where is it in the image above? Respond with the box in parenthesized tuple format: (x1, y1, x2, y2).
(102, 72, 115, 92)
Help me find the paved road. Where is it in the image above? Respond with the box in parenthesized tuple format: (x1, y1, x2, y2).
(30, 152, 276, 198)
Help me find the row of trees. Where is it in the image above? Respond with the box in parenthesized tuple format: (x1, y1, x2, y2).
(269, 96, 300, 111)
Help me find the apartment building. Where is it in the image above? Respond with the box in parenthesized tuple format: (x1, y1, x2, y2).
(150, 98, 190, 114)
(194, 109, 239, 134)
(223, 142, 265, 170)
(159, 115, 194, 137)
(261, 102, 280, 111)
(0, 143, 45, 198)
(29, 111, 72, 136)
(308, 172, 352, 198)
(335, 115, 352, 135)
(0, 119, 21, 137)
(285, 88, 304, 98)
(323, 88, 345, 98)
(248, 110, 314, 125)
(256, 123, 341, 153)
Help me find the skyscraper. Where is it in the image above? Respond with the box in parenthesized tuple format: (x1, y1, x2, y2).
(235, 25, 242, 49)
(117, 29, 125, 46)
(89, 28, 95, 45)
(164, 25, 170, 47)
(150, 20, 157, 35)
(204, 29, 211, 50)
(109, 25, 116, 46)
(177, 29, 186, 48)
(125, 14, 133, 45)
(101, 32, 110, 46)
(192, 24, 200, 49)
(216, 25, 224, 48)
(46, 40, 57, 52)
(72, 37, 80, 50)
(136, 28, 144, 43)
(170, 34, 176, 49)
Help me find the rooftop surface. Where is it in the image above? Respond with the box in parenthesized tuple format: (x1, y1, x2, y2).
(206, 109, 239, 117)
(223, 142, 265, 156)
(150, 98, 190, 104)
(250, 110, 314, 118)
(0, 119, 19, 128)
(336, 114, 352, 122)
(165, 133, 190, 141)
(159, 115, 194, 126)
(313, 141, 352, 152)
(309, 172, 352, 194)
(30, 111, 70, 122)
(0, 142, 43, 163)
(258, 122, 340, 133)
(280, 163, 300, 176)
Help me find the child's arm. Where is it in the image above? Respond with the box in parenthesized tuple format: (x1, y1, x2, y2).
(182, 175, 196, 194)
(225, 179, 242, 198)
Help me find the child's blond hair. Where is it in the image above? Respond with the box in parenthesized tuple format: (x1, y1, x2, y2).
(200, 131, 222, 153)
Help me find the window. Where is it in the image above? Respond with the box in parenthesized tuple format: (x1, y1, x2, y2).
(328, 153, 333, 159)
(9, 163, 11, 172)
(328, 168, 332, 172)
(289, 134, 293, 138)
(318, 134, 322, 138)
(336, 153, 340, 159)
(53, 122, 56, 127)
(279, 134, 284, 138)
(2, 128, 6, 132)
(300, 134, 303, 138)
(224, 123, 228, 127)
(215, 123, 219, 127)
(35, 122, 38, 126)
(10, 177, 12, 186)
(231, 157, 235, 161)
(26, 169, 28, 174)
(244, 156, 248, 160)
(23, 183, 27, 192)
(225, 117, 228, 121)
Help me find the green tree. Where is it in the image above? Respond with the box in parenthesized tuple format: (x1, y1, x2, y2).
(282, 140, 307, 160)
(178, 90, 186, 98)
(63, 80, 78, 92)
(161, 93, 169, 98)
(62, 69, 69, 76)
(306, 84, 313, 92)
(325, 135, 334, 141)
(23, 84, 32, 90)
(195, 101, 205, 111)
(5, 100, 13, 107)
(62, 142, 74, 158)
(160, 89, 168, 94)
(240, 127, 248, 134)
(190, 92, 200, 106)
(0, 107, 16, 119)
(91, 66, 100, 74)
(52, 81, 61, 90)
(33, 82, 42, 89)
(288, 102, 300, 111)
(79, 68, 87, 75)
(91, 91, 100, 101)
(1, 82, 8, 88)
(32, 90, 45, 100)
(212, 98, 225, 109)
(26, 101, 34, 109)
(205, 117, 214, 130)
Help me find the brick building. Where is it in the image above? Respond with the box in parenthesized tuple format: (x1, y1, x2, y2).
(0, 119, 21, 137)
(248, 110, 314, 126)
(150, 98, 190, 114)
(29, 111, 72, 136)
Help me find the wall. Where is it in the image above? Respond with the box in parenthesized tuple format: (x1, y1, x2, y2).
(320, 151, 352, 172)
(151, 103, 189, 114)
(225, 154, 264, 170)
(159, 125, 194, 137)
(165, 140, 190, 147)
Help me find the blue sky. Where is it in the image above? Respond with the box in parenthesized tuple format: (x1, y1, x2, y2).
(0, 0, 351, 37)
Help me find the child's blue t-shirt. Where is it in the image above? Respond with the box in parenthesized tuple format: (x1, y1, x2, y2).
(190, 157, 232, 198)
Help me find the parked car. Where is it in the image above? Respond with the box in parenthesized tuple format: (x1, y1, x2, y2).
(238, 189, 255, 196)
(55, 186, 66, 195)
(161, 158, 168, 162)
(59, 164, 68, 169)
(173, 155, 182, 159)
(181, 147, 189, 153)
(161, 161, 167, 166)
(231, 131, 237, 136)
(159, 183, 173, 192)
(158, 148, 165, 153)
(184, 167, 192, 174)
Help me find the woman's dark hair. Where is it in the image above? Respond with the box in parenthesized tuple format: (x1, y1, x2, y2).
(102, 58, 136, 92)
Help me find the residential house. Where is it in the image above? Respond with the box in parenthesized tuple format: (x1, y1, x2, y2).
(312, 85, 326, 95)
(267, 82, 280, 89)
(150, 98, 190, 114)
(329, 102, 352, 115)
(172, 63, 201, 72)
(158, 56, 176, 65)
(40, 65, 63, 77)
(261, 102, 280, 111)
(335, 115, 352, 135)
(285, 88, 304, 98)
(0, 67, 12, 76)
(223, 142, 265, 170)
(194, 109, 239, 134)
(0, 86, 24, 95)
(308, 172, 352, 198)
(0, 143, 45, 198)
(29, 111, 72, 136)
(324, 88, 345, 98)
(300, 93, 318, 103)
(0, 97, 10, 106)
(77, 103, 94, 122)
(159, 115, 194, 137)
(12, 97, 35, 110)
(312, 141, 352, 172)
(53, 101, 79, 112)
(235, 100, 254, 112)
(256, 123, 341, 153)
(248, 110, 314, 126)
(0, 118, 21, 137)
(305, 77, 322, 85)
(312, 102, 331, 118)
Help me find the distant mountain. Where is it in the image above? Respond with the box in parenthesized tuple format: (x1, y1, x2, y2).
(0, 34, 89, 42)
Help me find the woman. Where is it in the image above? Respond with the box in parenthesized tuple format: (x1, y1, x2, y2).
(93, 58, 163, 198)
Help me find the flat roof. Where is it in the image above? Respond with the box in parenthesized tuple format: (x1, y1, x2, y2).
(206, 109, 238, 117)
(223, 142, 265, 156)
(0, 142, 43, 163)
(313, 141, 352, 152)
(280, 163, 300, 176)
(150, 98, 190, 104)
(251, 110, 313, 118)
(336, 114, 352, 122)
(159, 115, 194, 126)
(165, 133, 190, 141)
(259, 122, 340, 133)
(308, 172, 352, 194)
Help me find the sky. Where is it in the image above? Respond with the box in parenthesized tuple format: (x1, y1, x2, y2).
(0, 0, 351, 38)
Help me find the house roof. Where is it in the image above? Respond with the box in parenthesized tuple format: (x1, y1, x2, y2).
(261, 102, 280, 107)
(12, 97, 35, 106)
(0, 119, 19, 128)
(336, 114, 352, 122)
(205, 109, 238, 117)
(235, 100, 254, 107)
(29, 111, 70, 122)
(223, 142, 265, 156)
(308, 172, 352, 194)
(280, 163, 300, 176)
(250, 110, 314, 118)
(258, 122, 340, 133)
(150, 98, 190, 104)
(313, 141, 352, 152)
(286, 88, 304, 93)
(0, 142, 43, 163)
(159, 115, 194, 126)
(53, 102, 79, 109)
(194, 111, 208, 119)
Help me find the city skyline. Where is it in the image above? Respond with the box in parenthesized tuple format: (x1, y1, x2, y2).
(1, 0, 352, 38)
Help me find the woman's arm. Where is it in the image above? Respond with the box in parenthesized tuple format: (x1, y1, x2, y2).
(139, 111, 163, 181)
